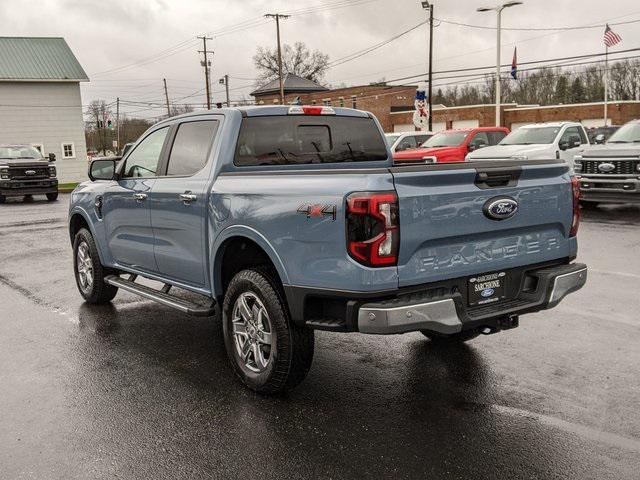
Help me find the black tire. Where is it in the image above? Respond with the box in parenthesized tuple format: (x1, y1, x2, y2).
(222, 268, 314, 394)
(0, 194, 5, 204)
(580, 200, 599, 209)
(421, 329, 480, 343)
(46, 192, 58, 201)
(73, 228, 118, 304)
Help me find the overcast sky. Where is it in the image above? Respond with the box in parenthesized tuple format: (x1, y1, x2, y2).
(2, 0, 638, 119)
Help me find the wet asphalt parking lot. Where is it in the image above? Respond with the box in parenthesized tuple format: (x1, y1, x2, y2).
(0, 194, 639, 479)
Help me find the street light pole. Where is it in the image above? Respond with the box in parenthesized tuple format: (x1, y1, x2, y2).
(496, 8, 502, 127)
(477, 2, 523, 127)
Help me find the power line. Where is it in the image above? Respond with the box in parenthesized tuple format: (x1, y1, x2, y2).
(328, 20, 427, 68)
(375, 47, 640, 85)
(435, 16, 640, 32)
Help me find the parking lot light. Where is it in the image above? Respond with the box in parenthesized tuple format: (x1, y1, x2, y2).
(477, 2, 524, 126)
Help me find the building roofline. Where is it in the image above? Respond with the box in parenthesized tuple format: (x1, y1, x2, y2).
(504, 100, 640, 111)
(0, 78, 87, 83)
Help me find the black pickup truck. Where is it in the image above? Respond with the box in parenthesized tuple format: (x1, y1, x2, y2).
(575, 120, 640, 206)
(0, 144, 58, 203)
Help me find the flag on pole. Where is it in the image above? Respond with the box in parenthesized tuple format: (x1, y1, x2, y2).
(510, 47, 518, 80)
(603, 24, 622, 47)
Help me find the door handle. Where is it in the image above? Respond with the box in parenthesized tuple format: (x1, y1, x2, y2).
(133, 193, 147, 201)
(180, 192, 197, 204)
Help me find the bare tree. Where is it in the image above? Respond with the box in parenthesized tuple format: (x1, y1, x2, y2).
(171, 104, 194, 116)
(86, 100, 113, 155)
(253, 42, 329, 85)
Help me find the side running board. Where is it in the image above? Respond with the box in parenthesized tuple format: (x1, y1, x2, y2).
(104, 275, 216, 317)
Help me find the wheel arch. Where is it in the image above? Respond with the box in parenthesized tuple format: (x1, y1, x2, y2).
(211, 226, 290, 300)
(68, 207, 108, 265)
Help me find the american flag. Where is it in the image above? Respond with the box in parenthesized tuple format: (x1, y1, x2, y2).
(603, 24, 622, 48)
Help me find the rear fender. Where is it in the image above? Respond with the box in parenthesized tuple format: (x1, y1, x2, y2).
(210, 225, 290, 299)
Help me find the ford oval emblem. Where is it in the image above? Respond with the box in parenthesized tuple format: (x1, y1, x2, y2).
(483, 196, 518, 221)
(481, 288, 495, 298)
(25, 170, 36, 175)
(597, 162, 615, 173)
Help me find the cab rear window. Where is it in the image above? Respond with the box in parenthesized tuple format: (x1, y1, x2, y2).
(234, 116, 388, 166)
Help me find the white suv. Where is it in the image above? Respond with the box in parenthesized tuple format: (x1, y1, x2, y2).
(466, 122, 589, 168)
(385, 131, 433, 153)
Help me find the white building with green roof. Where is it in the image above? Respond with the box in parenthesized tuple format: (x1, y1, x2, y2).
(0, 37, 88, 183)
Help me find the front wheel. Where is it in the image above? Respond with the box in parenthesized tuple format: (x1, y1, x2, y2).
(222, 269, 314, 394)
(46, 192, 58, 201)
(73, 228, 118, 304)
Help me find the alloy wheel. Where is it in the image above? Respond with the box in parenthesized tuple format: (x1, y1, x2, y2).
(76, 241, 94, 293)
(231, 292, 273, 373)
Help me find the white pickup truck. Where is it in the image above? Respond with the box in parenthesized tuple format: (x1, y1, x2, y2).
(466, 122, 589, 168)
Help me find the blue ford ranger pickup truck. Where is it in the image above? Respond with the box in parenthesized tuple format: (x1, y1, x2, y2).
(69, 106, 587, 394)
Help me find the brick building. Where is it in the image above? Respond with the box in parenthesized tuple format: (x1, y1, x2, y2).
(251, 78, 640, 133)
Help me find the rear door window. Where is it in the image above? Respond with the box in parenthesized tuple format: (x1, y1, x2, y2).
(234, 116, 388, 166)
(166, 120, 218, 176)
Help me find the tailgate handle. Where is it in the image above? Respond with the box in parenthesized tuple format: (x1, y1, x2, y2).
(475, 169, 521, 189)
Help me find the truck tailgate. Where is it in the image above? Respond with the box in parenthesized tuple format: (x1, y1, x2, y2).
(391, 162, 576, 287)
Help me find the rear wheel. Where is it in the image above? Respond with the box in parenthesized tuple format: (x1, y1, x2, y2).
(46, 192, 58, 201)
(421, 329, 480, 343)
(222, 268, 314, 394)
(73, 228, 118, 304)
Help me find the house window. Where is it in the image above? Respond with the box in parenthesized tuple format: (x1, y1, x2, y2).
(62, 142, 75, 159)
(323, 99, 331, 106)
(351, 96, 357, 109)
(32, 144, 44, 155)
(339, 97, 345, 107)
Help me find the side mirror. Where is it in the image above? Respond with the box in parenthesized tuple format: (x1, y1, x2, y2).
(468, 141, 486, 152)
(558, 140, 569, 151)
(89, 159, 117, 181)
(568, 136, 581, 149)
(595, 134, 605, 144)
(48, 153, 56, 162)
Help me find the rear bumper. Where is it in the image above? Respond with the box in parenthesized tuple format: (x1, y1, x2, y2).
(578, 176, 640, 203)
(284, 261, 587, 335)
(0, 179, 58, 197)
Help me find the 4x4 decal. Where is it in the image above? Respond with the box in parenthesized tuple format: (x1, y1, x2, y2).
(297, 203, 337, 221)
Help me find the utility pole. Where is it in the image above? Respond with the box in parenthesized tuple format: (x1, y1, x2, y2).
(116, 97, 120, 153)
(224, 74, 230, 107)
(198, 36, 213, 109)
(265, 13, 290, 105)
(421, 1, 434, 131)
(163, 78, 171, 117)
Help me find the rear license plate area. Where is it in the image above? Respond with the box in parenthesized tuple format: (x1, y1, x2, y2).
(468, 271, 507, 306)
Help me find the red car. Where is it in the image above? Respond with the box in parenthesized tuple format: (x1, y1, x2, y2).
(393, 127, 510, 163)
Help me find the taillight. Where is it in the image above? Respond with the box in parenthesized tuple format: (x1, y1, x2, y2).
(570, 176, 580, 237)
(288, 105, 335, 115)
(346, 192, 399, 267)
